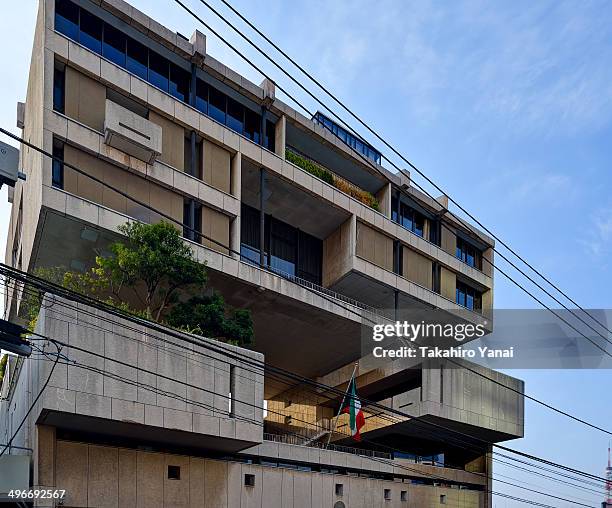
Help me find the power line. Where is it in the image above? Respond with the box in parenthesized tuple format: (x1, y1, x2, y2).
(203, 0, 612, 342)
(27, 337, 594, 507)
(0, 341, 62, 457)
(174, 0, 612, 360)
(3, 264, 606, 489)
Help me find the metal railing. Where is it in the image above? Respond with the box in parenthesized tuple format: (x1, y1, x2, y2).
(239, 252, 393, 321)
(263, 432, 392, 460)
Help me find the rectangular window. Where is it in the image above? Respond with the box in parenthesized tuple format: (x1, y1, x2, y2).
(456, 237, 482, 269)
(440, 494, 447, 504)
(384, 488, 391, 501)
(244, 108, 261, 144)
(79, 8, 103, 54)
(52, 141, 64, 189)
(183, 135, 202, 178)
(102, 23, 126, 67)
(167, 465, 180, 480)
(456, 281, 482, 312)
(195, 79, 208, 115)
(53, 64, 65, 114)
(126, 37, 148, 80)
(55, 0, 79, 41)
(183, 200, 202, 243)
(335, 484, 343, 496)
(269, 217, 297, 276)
(401, 491, 407, 502)
(209, 87, 226, 124)
(265, 119, 276, 151)
(226, 97, 244, 134)
(149, 51, 169, 92)
(244, 474, 255, 487)
(170, 63, 190, 103)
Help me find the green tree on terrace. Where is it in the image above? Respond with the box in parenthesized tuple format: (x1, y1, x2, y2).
(32, 222, 254, 347)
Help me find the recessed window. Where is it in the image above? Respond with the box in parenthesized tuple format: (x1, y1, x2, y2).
(440, 494, 447, 504)
(102, 23, 127, 67)
(167, 465, 180, 480)
(209, 87, 226, 124)
(149, 51, 169, 92)
(170, 63, 190, 103)
(79, 8, 102, 54)
(55, 0, 79, 41)
(335, 483, 343, 496)
(53, 63, 65, 114)
(384, 489, 391, 501)
(244, 474, 255, 487)
(456, 237, 482, 270)
(401, 490, 407, 502)
(456, 281, 482, 312)
(52, 140, 64, 189)
(126, 38, 148, 81)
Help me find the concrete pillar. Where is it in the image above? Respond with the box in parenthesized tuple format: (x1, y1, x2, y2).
(376, 182, 392, 218)
(34, 424, 56, 488)
(230, 153, 241, 198)
(274, 115, 286, 159)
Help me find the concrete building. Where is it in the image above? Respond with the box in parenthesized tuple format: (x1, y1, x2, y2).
(0, 0, 524, 506)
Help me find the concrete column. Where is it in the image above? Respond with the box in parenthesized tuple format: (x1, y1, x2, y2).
(274, 115, 286, 159)
(230, 153, 241, 198)
(34, 424, 56, 488)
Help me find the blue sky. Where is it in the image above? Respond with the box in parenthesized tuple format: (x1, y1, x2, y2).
(1, 0, 611, 505)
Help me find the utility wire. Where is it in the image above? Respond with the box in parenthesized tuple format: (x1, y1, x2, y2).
(28, 337, 594, 508)
(0, 341, 62, 457)
(0, 253, 608, 485)
(203, 0, 612, 341)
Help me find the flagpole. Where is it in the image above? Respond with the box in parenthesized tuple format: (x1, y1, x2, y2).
(326, 362, 358, 446)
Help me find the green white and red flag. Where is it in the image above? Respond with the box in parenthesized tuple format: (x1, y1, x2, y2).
(340, 377, 365, 441)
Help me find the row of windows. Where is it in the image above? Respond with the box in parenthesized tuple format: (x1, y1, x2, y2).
(313, 112, 382, 164)
(456, 281, 482, 312)
(456, 236, 482, 270)
(391, 195, 428, 239)
(55, 0, 275, 149)
(240, 203, 323, 285)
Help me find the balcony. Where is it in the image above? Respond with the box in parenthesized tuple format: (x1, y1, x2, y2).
(104, 99, 162, 163)
(286, 147, 380, 211)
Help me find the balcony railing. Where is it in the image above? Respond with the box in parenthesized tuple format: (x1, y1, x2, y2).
(263, 433, 392, 460)
(285, 147, 380, 211)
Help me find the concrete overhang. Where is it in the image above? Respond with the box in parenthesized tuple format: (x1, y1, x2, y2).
(30, 199, 368, 396)
(241, 160, 351, 239)
(285, 121, 387, 195)
(39, 410, 255, 454)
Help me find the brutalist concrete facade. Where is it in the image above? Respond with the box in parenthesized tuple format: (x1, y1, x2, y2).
(0, 0, 523, 506)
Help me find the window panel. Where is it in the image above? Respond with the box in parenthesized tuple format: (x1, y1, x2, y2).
(149, 51, 169, 92)
(79, 9, 102, 54)
(170, 63, 190, 102)
(52, 142, 64, 189)
(53, 66, 65, 114)
(126, 38, 148, 80)
(265, 120, 276, 151)
(226, 97, 244, 134)
(209, 87, 226, 124)
(195, 79, 208, 114)
(55, 0, 79, 41)
(103, 23, 126, 67)
(244, 108, 261, 143)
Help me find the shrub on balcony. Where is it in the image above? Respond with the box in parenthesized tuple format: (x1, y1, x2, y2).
(286, 149, 380, 211)
(286, 149, 334, 185)
(23, 222, 254, 347)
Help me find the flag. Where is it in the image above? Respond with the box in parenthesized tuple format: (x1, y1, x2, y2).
(339, 377, 365, 441)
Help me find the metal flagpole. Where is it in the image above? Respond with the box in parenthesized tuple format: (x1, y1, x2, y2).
(326, 362, 358, 446)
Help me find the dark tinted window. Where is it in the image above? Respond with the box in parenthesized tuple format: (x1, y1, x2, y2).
(244, 109, 260, 143)
(195, 79, 208, 114)
(265, 120, 275, 151)
(55, 0, 79, 40)
(209, 87, 226, 124)
(170, 63, 189, 102)
(102, 23, 126, 67)
(52, 141, 64, 189)
(149, 51, 169, 92)
(126, 38, 148, 80)
(227, 97, 243, 134)
(53, 65, 65, 114)
(79, 9, 102, 53)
